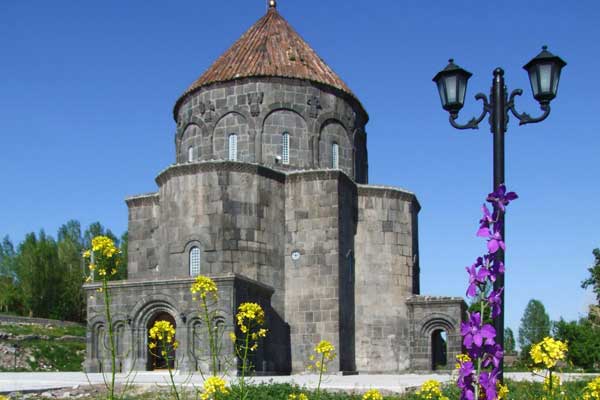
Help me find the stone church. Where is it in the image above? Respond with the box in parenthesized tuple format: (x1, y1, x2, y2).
(84, 2, 465, 374)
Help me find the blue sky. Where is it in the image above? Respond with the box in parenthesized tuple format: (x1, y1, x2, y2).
(1, 0, 599, 337)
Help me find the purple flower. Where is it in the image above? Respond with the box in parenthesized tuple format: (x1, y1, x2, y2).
(488, 288, 503, 318)
(477, 204, 494, 237)
(487, 184, 518, 212)
(457, 361, 475, 400)
(461, 312, 496, 349)
(479, 369, 500, 400)
(487, 231, 505, 254)
(466, 259, 490, 297)
(489, 256, 505, 281)
(483, 343, 504, 369)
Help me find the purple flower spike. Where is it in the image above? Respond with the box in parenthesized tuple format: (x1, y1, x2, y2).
(488, 288, 503, 318)
(483, 344, 504, 369)
(487, 231, 505, 254)
(461, 313, 496, 349)
(466, 261, 490, 298)
(487, 184, 518, 212)
(477, 204, 494, 237)
(489, 257, 505, 281)
(479, 369, 499, 400)
(457, 361, 475, 400)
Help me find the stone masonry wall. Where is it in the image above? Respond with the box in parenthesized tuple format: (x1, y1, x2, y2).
(174, 78, 368, 183)
(126, 163, 288, 317)
(126, 194, 160, 277)
(284, 170, 345, 372)
(353, 185, 420, 372)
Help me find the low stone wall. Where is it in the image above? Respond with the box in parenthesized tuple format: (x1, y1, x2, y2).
(0, 314, 84, 327)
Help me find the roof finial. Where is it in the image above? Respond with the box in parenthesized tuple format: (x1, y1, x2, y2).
(268, 0, 277, 9)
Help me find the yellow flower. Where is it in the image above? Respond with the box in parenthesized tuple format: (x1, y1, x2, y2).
(544, 374, 561, 392)
(306, 340, 336, 373)
(149, 342, 156, 349)
(530, 337, 568, 369)
(455, 353, 471, 369)
(173, 341, 179, 350)
(497, 382, 509, 399)
(258, 328, 268, 337)
(85, 276, 92, 283)
(288, 394, 308, 400)
(416, 380, 447, 400)
(83, 250, 91, 258)
(236, 302, 265, 327)
(583, 376, 600, 400)
(362, 389, 383, 400)
(149, 320, 176, 344)
(229, 332, 236, 343)
(315, 340, 336, 361)
(88, 263, 96, 271)
(91, 236, 120, 258)
(190, 275, 218, 300)
(200, 376, 229, 400)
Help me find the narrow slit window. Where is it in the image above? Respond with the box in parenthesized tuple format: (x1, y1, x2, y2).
(189, 247, 201, 277)
(332, 142, 339, 169)
(188, 146, 194, 162)
(228, 134, 238, 161)
(282, 132, 290, 165)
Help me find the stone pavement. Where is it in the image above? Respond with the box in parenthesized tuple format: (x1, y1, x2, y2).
(0, 372, 597, 395)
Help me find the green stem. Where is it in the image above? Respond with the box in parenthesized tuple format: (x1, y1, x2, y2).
(165, 338, 180, 400)
(316, 353, 325, 400)
(103, 277, 116, 400)
(202, 297, 218, 376)
(240, 331, 250, 400)
(548, 369, 553, 396)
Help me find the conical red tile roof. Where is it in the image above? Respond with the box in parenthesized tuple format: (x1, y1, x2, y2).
(175, 7, 356, 112)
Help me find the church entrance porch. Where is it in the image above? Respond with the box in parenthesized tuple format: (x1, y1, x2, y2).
(147, 312, 176, 371)
(84, 274, 291, 374)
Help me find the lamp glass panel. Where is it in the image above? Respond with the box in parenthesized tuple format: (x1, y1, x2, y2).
(528, 67, 539, 97)
(551, 66, 560, 94)
(445, 75, 457, 104)
(539, 64, 552, 94)
(458, 75, 467, 105)
(437, 80, 447, 107)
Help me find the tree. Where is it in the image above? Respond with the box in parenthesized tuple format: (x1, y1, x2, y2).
(56, 220, 86, 321)
(118, 231, 128, 280)
(582, 248, 600, 305)
(16, 231, 62, 318)
(554, 318, 600, 371)
(504, 327, 516, 355)
(518, 299, 551, 359)
(0, 236, 23, 313)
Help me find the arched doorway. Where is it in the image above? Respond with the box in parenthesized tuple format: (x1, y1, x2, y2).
(147, 312, 176, 371)
(431, 329, 448, 370)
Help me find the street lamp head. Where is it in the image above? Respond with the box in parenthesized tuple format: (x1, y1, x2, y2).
(433, 59, 472, 117)
(523, 46, 566, 105)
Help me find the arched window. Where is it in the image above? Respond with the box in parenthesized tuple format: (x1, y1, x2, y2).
(187, 146, 194, 162)
(228, 134, 237, 161)
(332, 142, 339, 169)
(282, 132, 290, 165)
(189, 247, 201, 277)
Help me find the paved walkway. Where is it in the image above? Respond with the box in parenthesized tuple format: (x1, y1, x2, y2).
(0, 372, 597, 395)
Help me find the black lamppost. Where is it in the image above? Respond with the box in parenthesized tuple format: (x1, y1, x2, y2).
(433, 46, 566, 380)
